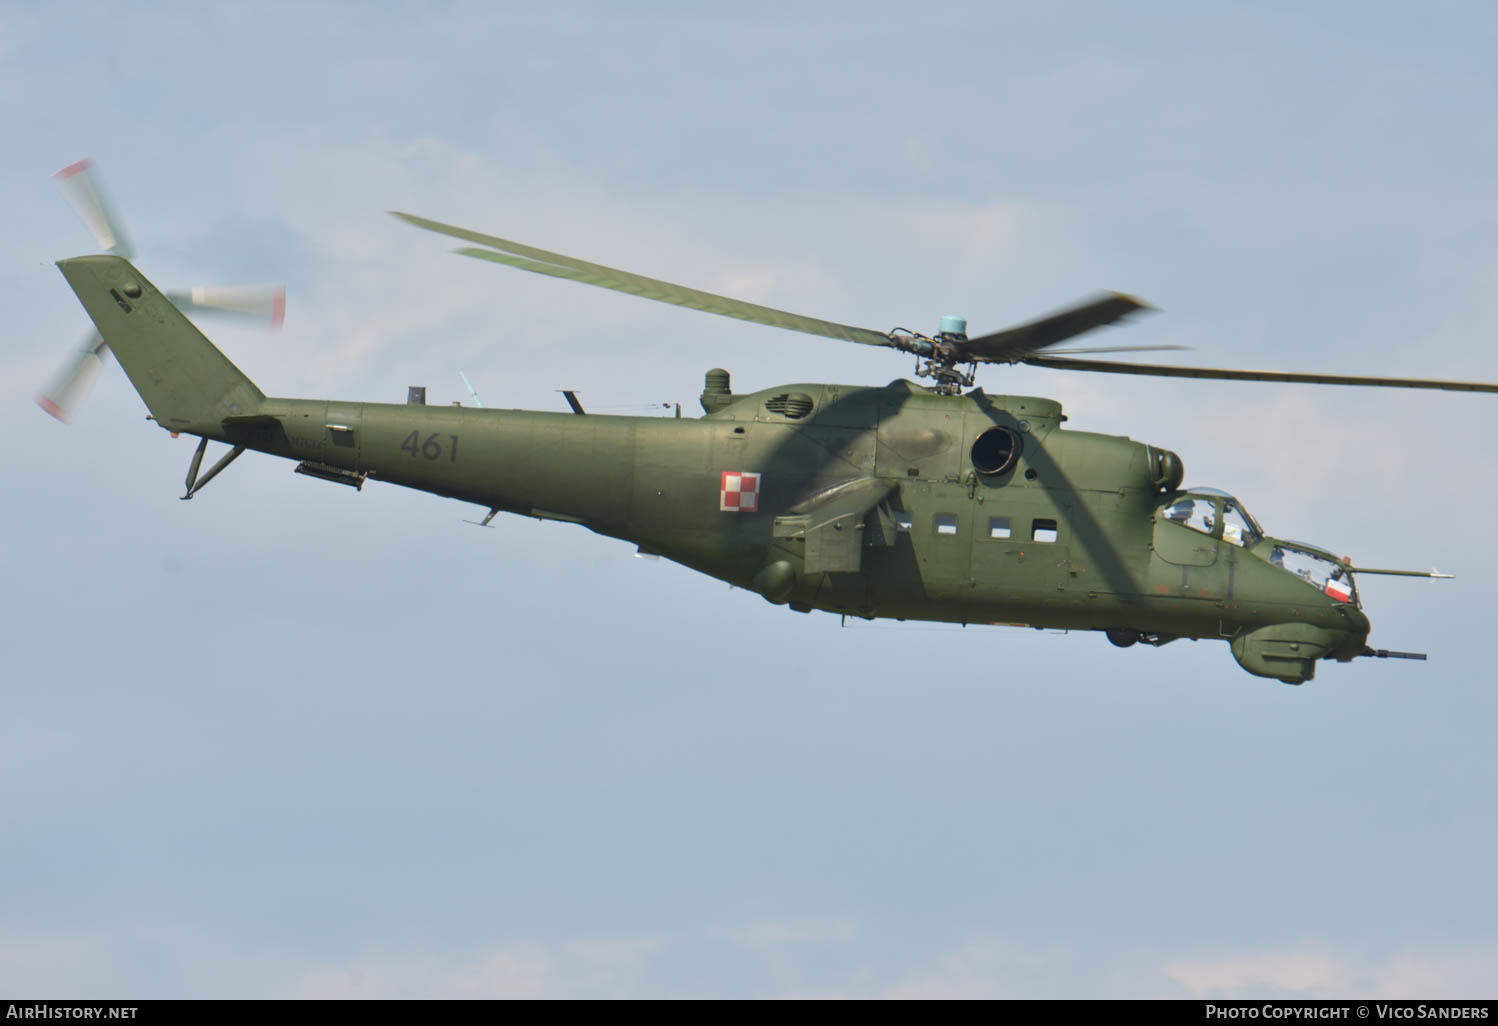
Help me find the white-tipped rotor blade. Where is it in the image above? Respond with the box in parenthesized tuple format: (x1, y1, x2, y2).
(36, 331, 111, 423)
(54, 159, 134, 259)
(165, 284, 286, 328)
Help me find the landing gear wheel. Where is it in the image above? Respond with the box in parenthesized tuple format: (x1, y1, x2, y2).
(1106, 628, 1140, 649)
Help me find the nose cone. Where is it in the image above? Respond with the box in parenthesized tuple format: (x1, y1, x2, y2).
(1315, 589, 1371, 664)
(1343, 602, 1371, 635)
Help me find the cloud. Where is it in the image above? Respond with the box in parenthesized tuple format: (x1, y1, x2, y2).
(3, 920, 1494, 1000)
(875, 938, 1076, 1000)
(0, 933, 125, 996)
(723, 918, 859, 949)
(288, 934, 664, 999)
(291, 945, 553, 1000)
(1163, 944, 1498, 999)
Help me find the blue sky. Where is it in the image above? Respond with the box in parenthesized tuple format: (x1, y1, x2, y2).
(4, 1, 1497, 997)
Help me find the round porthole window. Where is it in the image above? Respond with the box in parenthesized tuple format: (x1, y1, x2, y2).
(971, 427, 1021, 475)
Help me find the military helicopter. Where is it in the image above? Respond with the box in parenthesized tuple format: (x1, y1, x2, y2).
(46, 210, 1498, 684)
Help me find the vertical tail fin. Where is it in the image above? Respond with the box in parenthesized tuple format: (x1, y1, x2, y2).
(56, 255, 264, 434)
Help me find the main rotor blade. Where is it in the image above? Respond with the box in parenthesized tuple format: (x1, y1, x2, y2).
(1024, 355, 1498, 393)
(1042, 344, 1191, 356)
(164, 285, 286, 328)
(36, 330, 110, 422)
(55, 159, 134, 259)
(961, 292, 1153, 363)
(393, 211, 894, 348)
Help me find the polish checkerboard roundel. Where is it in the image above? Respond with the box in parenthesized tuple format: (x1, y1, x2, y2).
(720, 471, 761, 512)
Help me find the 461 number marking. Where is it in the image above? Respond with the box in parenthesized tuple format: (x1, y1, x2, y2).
(400, 431, 459, 462)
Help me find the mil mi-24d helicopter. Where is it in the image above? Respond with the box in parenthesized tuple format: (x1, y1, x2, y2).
(45, 200, 1498, 684)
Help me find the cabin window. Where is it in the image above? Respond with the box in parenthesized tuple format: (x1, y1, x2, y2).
(988, 516, 1011, 539)
(1032, 518, 1058, 543)
(895, 512, 913, 533)
(934, 514, 958, 536)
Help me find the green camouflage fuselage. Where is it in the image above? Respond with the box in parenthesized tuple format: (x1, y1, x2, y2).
(235, 384, 1368, 664)
(57, 253, 1371, 683)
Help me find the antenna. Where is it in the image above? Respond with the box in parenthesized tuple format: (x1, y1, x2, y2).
(459, 371, 484, 408)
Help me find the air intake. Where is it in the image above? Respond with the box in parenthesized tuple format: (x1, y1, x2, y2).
(764, 392, 815, 419)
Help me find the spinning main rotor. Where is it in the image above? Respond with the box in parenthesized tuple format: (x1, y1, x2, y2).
(394, 212, 1498, 398)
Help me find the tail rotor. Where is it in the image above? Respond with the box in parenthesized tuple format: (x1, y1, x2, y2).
(54, 159, 134, 258)
(38, 158, 288, 422)
(35, 330, 110, 423)
(164, 284, 287, 328)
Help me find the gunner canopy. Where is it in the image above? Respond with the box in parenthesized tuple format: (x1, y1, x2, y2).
(1270, 542, 1357, 604)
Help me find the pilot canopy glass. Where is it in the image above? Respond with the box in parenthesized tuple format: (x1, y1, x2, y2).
(1161, 489, 1263, 548)
(1221, 500, 1262, 548)
(1163, 496, 1216, 535)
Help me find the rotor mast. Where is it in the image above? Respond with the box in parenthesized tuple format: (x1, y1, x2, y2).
(886, 316, 976, 395)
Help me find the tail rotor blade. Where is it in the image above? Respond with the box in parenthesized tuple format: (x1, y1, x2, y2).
(54, 159, 134, 259)
(165, 284, 286, 328)
(36, 330, 111, 422)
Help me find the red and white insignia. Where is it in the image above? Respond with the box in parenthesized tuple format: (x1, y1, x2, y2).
(720, 471, 761, 512)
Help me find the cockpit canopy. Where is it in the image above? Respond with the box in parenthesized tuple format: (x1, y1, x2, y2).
(1157, 487, 1359, 606)
(1160, 487, 1263, 549)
